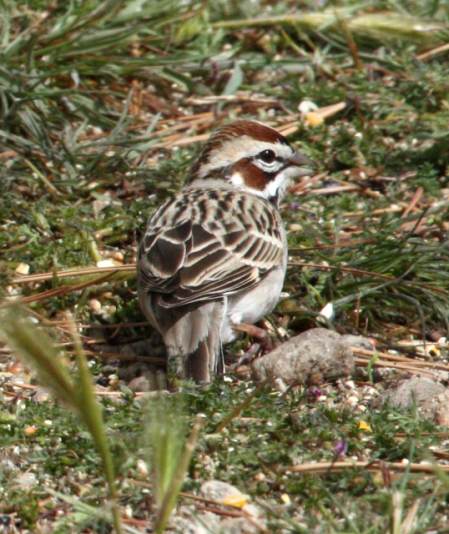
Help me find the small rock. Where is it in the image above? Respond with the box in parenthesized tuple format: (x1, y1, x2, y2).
(384, 377, 446, 409)
(340, 335, 376, 351)
(15, 262, 30, 275)
(383, 377, 449, 427)
(199, 481, 265, 533)
(0, 459, 18, 473)
(200, 480, 246, 503)
(172, 508, 220, 534)
(15, 471, 37, 489)
(430, 391, 449, 426)
(89, 298, 102, 313)
(252, 328, 354, 387)
(32, 387, 50, 403)
(220, 517, 261, 534)
(128, 375, 152, 392)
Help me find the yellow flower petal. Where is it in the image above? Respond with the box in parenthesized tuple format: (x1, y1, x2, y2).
(358, 420, 372, 432)
(220, 494, 249, 508)
(304, 112, 324, 127)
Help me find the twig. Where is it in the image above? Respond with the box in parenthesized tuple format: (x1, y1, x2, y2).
(24, 158, 62, 199)
(353, 347, 449, 372)
(131, 482, 268, 532)
(312, 101, 347, 120)
(402, 187, 424, 218)
(4, 272, 118, 305)
(344, 205, 404, 217)
(186, 94, 280, 106)
(304, 184, 361, 195)
(355, 357, 439, 379)
(288, 172, 326, 195)
(416, 42, 449, 61)
(286, 460, 449, 475)
(10, 264, 135, 284)
(338, 15, 363, 70)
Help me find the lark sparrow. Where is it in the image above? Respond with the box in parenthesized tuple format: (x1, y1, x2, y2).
(137, 120, 313, 383)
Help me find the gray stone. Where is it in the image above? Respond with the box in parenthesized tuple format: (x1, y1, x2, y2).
(383, 377, 449, 426)
(427, 391, 449, 426)
(251, 328, 354, 386)
(384, 377, 446, 409)
(14, 471, 37, 489)
(340, 335, 376, 351)
(198, 481, 265, 534)
(220, 517, 260, 534)
(127, 375, 152, 392)
(172, 508, 220, 534)
(200, 480, 245, 502)
(32, 387, 50, 403)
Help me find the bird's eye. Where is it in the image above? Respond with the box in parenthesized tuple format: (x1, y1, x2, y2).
(257, 149, 276, 164)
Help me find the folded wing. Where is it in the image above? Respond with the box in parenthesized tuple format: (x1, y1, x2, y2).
(138, 192, 284, 308)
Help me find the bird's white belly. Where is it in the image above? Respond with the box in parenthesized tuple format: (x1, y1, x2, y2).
(221, 265, 286, 343)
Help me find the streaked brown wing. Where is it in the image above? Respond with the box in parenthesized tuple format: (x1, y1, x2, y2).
(137, 193, 284, 308)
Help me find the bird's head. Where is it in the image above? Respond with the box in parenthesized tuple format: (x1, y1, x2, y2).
(189, 120, 313, 204)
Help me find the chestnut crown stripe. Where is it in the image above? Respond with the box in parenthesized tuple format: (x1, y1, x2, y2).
(205, 120, 289, 145)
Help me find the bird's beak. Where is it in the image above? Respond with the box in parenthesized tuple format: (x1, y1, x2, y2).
(289, 151, 315, 176)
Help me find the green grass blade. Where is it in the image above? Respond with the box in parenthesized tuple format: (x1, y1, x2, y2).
(67, 314, 123, 534)
(154, 415, 203, 534)
(0, 308, 123, 534)
(145, 395, 203, 533)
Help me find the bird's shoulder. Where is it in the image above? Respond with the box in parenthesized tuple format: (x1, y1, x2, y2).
(149, 183, 282, 233)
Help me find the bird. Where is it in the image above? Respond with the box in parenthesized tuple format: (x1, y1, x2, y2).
(137, 120, 313, 383)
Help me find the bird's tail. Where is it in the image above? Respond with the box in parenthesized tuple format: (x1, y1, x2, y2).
(165, 301, 224, 383)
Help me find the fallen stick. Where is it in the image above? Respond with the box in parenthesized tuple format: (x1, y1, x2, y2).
(287, 460, 449, 475)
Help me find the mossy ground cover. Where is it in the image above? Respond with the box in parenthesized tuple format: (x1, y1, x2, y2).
(1, 1, 449, 532)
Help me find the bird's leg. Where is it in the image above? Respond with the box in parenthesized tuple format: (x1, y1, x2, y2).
(184, 341, 211, 383)
(167, 352, 185, 383)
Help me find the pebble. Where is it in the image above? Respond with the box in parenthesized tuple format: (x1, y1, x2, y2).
(200, 480, 246, 503)
(15, 263, 30, 275)
(15, 471, 37, 489)
(128, 375, 152, 392)
(382, 377, 449, 427)
(252, 328, 354, 387)
(89, 298, 102, 312)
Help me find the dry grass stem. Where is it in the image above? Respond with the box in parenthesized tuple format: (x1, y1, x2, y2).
(287, 460, 449, 475)
(355, 358, 440, 380)
(353, 347, 449, 372)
